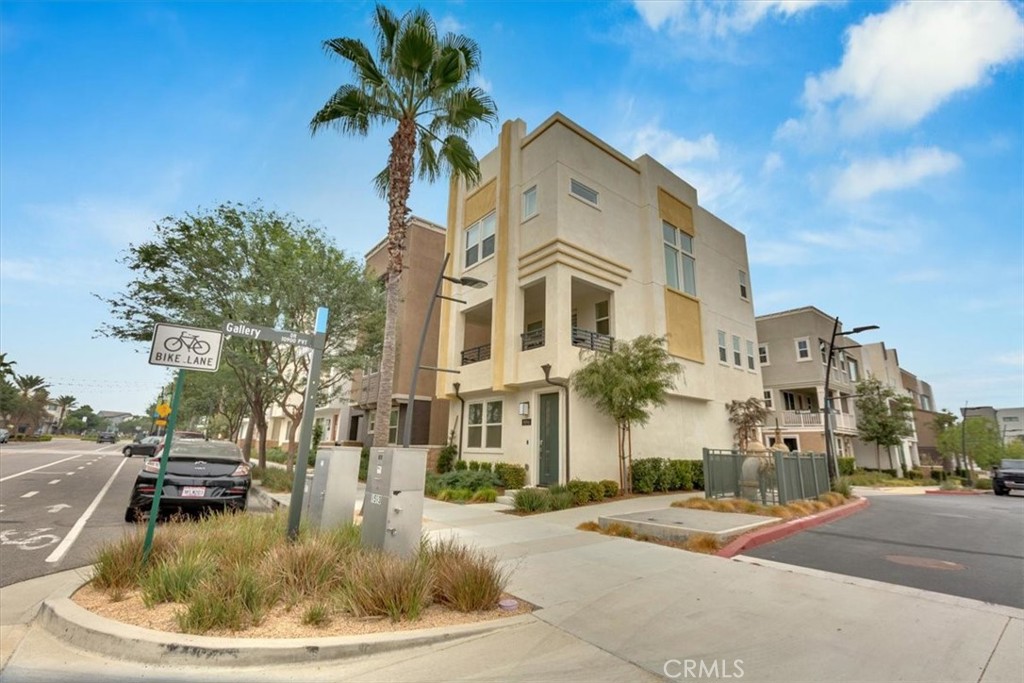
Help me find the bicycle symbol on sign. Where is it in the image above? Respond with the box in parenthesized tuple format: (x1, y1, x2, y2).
(163, 331, 211, 355)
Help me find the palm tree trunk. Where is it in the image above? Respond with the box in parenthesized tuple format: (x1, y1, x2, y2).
(373, 117, 416, 448)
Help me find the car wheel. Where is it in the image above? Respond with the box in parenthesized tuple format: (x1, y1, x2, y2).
(123, 447, 132, 457)
(124, 506, 142, 523)
(993, 485, 1007, 496)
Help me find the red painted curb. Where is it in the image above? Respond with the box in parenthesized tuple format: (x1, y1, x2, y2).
(924, 489, 990, 495)
(716, 497, 870, 559)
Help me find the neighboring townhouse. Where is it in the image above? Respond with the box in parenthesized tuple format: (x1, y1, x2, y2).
(348, 216, 451, 448)
(854, 342, 919, 473)
(901, 369, 942, 465)
(755, 307, 863, 456)
(432, 113, 762, 486)
(964, 405, 1024, 446)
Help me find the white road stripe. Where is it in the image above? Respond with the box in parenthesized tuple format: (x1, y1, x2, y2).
(66, 472, 75, 476)
(0, 454, 86, 482)
(77, 466, 85, 470)
(21, 491, 38, 498)
(48, 480, 60, 485)
(46, 457, 130, 564)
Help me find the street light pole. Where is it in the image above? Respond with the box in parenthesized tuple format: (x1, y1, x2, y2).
(960, 403, 973, 486)
(401, 253, 486, 448)
(823, 318, 879, 484)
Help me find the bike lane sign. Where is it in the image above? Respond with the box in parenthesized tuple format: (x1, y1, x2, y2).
(149, 323, 224, 373)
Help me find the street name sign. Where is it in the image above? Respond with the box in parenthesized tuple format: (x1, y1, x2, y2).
(223, 321, 314, 348)
(149, 323, 224, 373)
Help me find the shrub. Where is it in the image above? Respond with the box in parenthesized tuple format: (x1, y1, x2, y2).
(479, 462, 493, 473)
(469, 488, 498, 503)
(548, 491, 574, 510)
(302, 603, 331, 626)
(434, 469, 501, 492)
(435, 444, 457, 474)
(494, 463, 526, 489)
(667, 460, 694, 491)
(454, 460, 468, 471)
(265, 447, 287, 464)
(600, 479, 620, 498)
(904, 468, 922, 480)
(586, 481, 605, 502)
(548, 483, 569, 495)
(832, 477, 852, 498)
(91, 529, 178, 598)
(424, 475, 442, 498)
(691, 460, 705, 490)
(258, 466, 292, 492)
(655, 462, 679, 492)
(974, 478, 993, 490)
(513, 488, 550, 513)
(631, 458, 664, 494)
(930, 470, 948, 482)
(838, 457, 856, 476)
(940, 479, 961, 491)
(468, 460, 480, 471)
(141, 546, 214, 606)
(263, 536, 346, 602)
(359, 447, 369, 482)
(565, 480, 593, 506)
(425, 538, 509, 612)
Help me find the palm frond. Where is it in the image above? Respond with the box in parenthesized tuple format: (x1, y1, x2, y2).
(372, 166, 390, 199)
(310, 85, 386, 136)
(373, 4, 401, 64)
(438, 33, 481, 74)
(322, 37, 387, 90)
(394, 22, 437, 82)
(434, 87, 498, 132)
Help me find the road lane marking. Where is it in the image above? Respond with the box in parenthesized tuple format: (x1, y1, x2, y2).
(46, 457, 130, 564)
(1, 528, 61, 551)
(21, 491, 39, 498)
(46, 504, 71, 513)
(49, 479, 60, 485)
(77, 466, 85, 470)
(66, 472, 75, 476)
(0, 454, 86, 482)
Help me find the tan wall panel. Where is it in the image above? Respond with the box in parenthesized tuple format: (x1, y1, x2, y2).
(658, 188, 694, 236)
(464, 179, 497, 226)
(664, 289, 704, 362)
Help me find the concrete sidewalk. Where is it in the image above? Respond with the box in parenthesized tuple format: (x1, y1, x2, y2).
(2, 490, 1021, 682)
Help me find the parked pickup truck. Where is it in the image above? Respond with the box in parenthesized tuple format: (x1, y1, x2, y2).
(991, 459, 1024, 496)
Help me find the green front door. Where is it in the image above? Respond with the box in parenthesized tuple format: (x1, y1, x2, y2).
(538, 393, 559, 486)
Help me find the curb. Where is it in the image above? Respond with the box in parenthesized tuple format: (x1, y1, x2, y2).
(38, 598, 535, 667)
(716, 497, 870, 558)
(924, 489, 991, 496)
(249, 484, 282, 509)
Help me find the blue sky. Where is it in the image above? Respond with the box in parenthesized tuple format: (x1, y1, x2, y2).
(1, 1, 1022, 416)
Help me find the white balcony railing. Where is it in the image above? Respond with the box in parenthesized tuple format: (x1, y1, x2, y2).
(780, 411, 856, 431)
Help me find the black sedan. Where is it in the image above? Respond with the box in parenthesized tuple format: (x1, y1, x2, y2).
(97, 431, 117, 443)
(124, 440, 251, 522)
(122, 435, 163, 458)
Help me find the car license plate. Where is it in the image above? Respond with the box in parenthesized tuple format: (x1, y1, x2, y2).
(181, 486, 206, 497)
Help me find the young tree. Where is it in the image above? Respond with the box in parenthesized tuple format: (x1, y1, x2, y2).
(55, 395, 77, 432)
(99, 202, 382, 468)
(936, 415, 1005, 471)
(854, 376, 915, 472)
(727, 397, 770, 452)
(932, 409, 961, 471)
(311, 4, 497, 447)
(571, 336, 680, 493)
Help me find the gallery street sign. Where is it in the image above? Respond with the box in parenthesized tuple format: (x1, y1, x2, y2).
(223, 320, 314, 348)
(149, 323, 224, 373)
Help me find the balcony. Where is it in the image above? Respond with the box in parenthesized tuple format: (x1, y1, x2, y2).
(781, 410, 856, 431)
(461, 343, 492, 365)
(572, 327, 614, 352)
(521, 328, 545, 351)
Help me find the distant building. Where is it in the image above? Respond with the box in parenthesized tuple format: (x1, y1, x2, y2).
(964, 406, 1024, 446)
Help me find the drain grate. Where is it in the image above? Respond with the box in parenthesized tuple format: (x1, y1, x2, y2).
(885, 555, 964, 570)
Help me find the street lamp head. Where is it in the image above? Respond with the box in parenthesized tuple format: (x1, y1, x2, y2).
(843, 324, 879, 335)
(459, 276, 487, 289)
(541, 363, 552, 381)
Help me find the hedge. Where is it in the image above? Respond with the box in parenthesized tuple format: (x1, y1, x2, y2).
(630, 458, 703, 494)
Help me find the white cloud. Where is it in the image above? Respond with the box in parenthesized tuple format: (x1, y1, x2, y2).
(830, 147, 961, 202)
(471, 73, 493, 93)
(627, 123, 719, 165)
(795, 222, 923, 255)
(761, 152, 784, 175)
(437, 16, 465, 34)
(994, 351, 1024, 367)
(633, 0, 830, 38)
(800, 1, 1024, 133)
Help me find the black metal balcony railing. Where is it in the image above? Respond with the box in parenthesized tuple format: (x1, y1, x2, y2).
(572, 327, 614, 352)
(521, 327, 545, 351)
(460, 343, 492, 365)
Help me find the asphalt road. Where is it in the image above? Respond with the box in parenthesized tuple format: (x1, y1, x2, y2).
(0, 439, 270, 588)
(744, 492, 1024, 608)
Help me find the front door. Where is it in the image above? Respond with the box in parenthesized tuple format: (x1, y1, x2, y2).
(538, 393, 560, 486)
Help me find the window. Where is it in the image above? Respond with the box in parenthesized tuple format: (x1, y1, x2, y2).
(464, 212, 496, 267)
(468, 400, 502, 448)
(718, 330, 728, 363)
(522, 186, 537, 219)
(839, 353, 847, 374)
(746, 340, 756, 370)
(595, 301, 610, 335)
(1003, 415, 1020, 422)
(732, 335, 742, 367)
(739, 270, 749, 300)
(783, 391, 797, 411)
(848, 358, 860, 382)
(663, 222, 697, 296)
(570, 178, 599, 205)
(820, 340, 828, 365)
(388, 408, 399, 445)
(758, 344, 770, 366)
(763, 390, 773, 410)
(795, 337, 811, 361)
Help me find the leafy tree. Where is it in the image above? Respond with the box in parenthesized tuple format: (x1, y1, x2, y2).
(932, 409, 961, 471)
(65, 405, 102, 434)
(99, 202, 382, 468)
(311, 4, 497, 447)
(854, 377, 915, 472)
(1005, 441, 1024, 459)
(727, 397, 770, 451)
(9, 374, 50, 434)
(937, 414, 1005, 471)
(571, 336, 680, 493)
(55, 395, 77, 431)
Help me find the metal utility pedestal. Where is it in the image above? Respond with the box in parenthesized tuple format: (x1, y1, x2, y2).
(306, 446, 362, 529)
(360, 448, 426, 557)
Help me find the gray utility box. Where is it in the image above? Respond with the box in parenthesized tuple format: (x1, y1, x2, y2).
(360, 447, 426, 557)
(306, 446, 361, 530)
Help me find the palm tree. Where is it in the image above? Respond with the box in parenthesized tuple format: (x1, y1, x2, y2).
(15, 374, 48, 398)
(55, 395, 77, 431)
(311, 4, 497, 447)
(0, 352, 16, 381)
(12, 374, 49, 435)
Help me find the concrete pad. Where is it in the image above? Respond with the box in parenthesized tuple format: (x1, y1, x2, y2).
(980, 617, 1024, 683)
(599, 507, 776, 542)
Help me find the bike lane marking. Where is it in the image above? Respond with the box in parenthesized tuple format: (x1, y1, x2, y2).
(0, 454, 86, 483)
(20, 491, 38, 498)
(46, 456, 130, 564)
